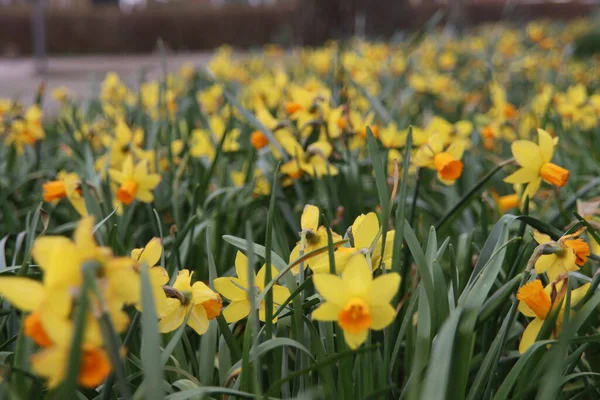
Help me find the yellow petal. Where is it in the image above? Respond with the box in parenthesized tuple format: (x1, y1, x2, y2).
(310, 247, 357, 274)
(135, 190, 154, 203)
(159, 304, 187, 333)
(301, 204, 320, 232)
(222, 300, 251, 323)
(33, 237, 82, 288)
(517, 300, 537, 318)
(504, 168, 538, 184)
(342, 254, 372, 298)
(31, 346, 67, 388)
(312, 302, 341, 321)
(446, 140, 465, 160)
(132, 238, 162, 266)
(343, 328, 368, 349)
(313, 274, 347, 307)
(369, 273, 400, 305)
(191, 281, 218, 304)
(0, 278, 44, 311)
(235, 251, 251, 285)
(519, 317, 544, 354)
(533, 231, 552, 245)
(537, 129, 554, 163)
(173, 270, 192, 292)
(289, 243, 301, 275)
(213, 277, 247, 301)
(74, 217, 98, 259)
(570, 283, 591, 307)
(370, 304, 396, 330)
(534, 254, 556, 275)
(353, 213, 380, 250)
(272, 285, 291, 307)
(521, 178, 541, 202)
(511, 141, 543, 170)
(188, 305, 209, 335)
(138, 174, 161, 190)
(256, 265, 279, 291)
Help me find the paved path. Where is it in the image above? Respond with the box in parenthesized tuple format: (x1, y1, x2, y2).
(0, 52, 214, 113)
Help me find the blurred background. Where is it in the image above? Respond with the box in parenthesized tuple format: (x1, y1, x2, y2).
(1, 0, 599, 99)
(1, 0, 599, 56)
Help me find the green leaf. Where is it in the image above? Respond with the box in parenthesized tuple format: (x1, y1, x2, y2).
(139, 265, 164, 400)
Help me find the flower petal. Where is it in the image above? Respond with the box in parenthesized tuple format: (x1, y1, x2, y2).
(343, 328, 368, 349)
(504, 168, 538, 184)
(353, 213, 380, 250)
(313, 274, 347, 306)
(519, 317, 544, 354)
(537, 129, 554, 163)
(213, 277, 247, 302)
(342, 254, 373, 298)
(0, 278, 45, 311)
(370, 304, 396, 330)
(301, 204, 320, 232)
(133, 237, 162, 266)
(235, 251, 251, 285)
(222, 300, 251, 323)
(159, 305, 187, 333)
(188, 305, 209, 335)
(312, 302, 341, 321)
(370, 273, 400, 305)
(511, 141, 543, 170)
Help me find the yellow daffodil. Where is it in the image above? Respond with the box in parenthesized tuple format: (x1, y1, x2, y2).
(312, 254, 400, 349)
(42, 171, 87, 216)
(4, 105, 45, 154)
(311, 212, 396, 273)
(413, 133, 465, 184)
(109, 155, 161, 205)
(214, 251, 290, 323)
(533, 230, 590, 282)
(158, 270, 222, 335)
(280, 140, 339, 183)
(517, 279, 590, 353)
(131, 238, 169, 317)
(504, 128, 569, 202)
(288, 205, 342, 274)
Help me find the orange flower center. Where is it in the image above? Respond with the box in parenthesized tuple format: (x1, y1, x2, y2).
(517, 280, 551, 319)
(285, 102, 304, 115)
(433, 152, 463, 181)
(504, 104, 517, 119)
(24, 311, 53, 347)
(337, 117, 347, 131)
(42, 181, 67, 202)
(202, 298, 223, 320)
(359, 125, 379, 139)
(539, 162, 569, 188)
(250, 131, 269, 150)
(564, 238, 590, 266)
(338, 298, 372, 334)
(22, 130, 37, 145)
(497, 194, 520, 212)
(117, 180, 138, 205)
(482, 125, 496, 139)
(78, 348, 112, 388)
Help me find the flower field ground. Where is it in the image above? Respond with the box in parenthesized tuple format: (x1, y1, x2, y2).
(1, 19, 600, 399)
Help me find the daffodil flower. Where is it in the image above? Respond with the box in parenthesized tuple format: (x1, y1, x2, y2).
(533, 230, 590, 282)
(288, 205, 342, 274)
(517, 279, 590, 353)
(32, 345, 111, 388)
(311, 212, 396, 273)
(279, 139, 339, 182)
(312, 254, 400, 349)
(214, 251, 290, 323)
(109, 155, 161, 205)
(42, 171, 87, 216)
(413, 133, 465, 185)
(131, 238, 170, 317)
(504, 128, 569, 202)
(158, 270, 222, 335)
